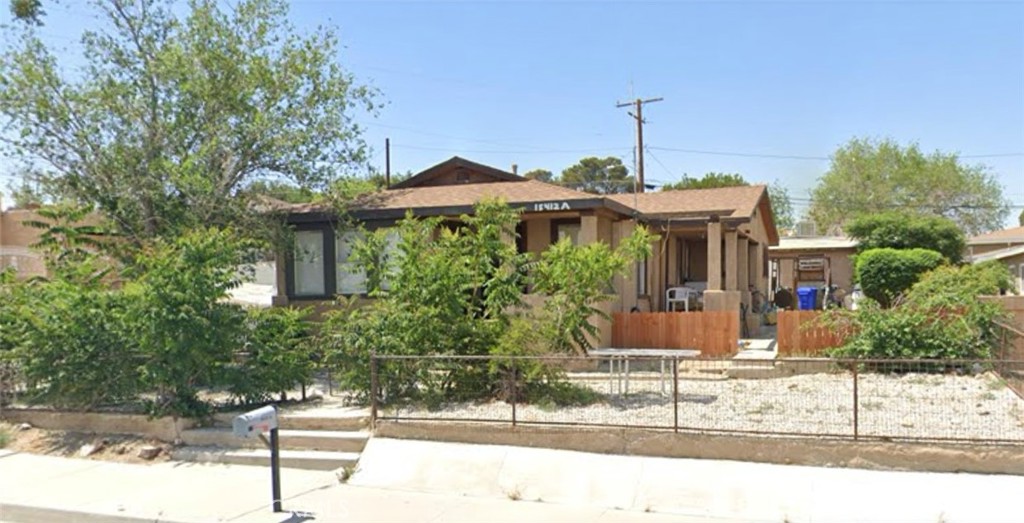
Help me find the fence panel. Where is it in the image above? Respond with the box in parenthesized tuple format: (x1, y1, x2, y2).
(612, 311, 738, 356)
(777, 310, 848, 356)
(371, 354, 1024, 445)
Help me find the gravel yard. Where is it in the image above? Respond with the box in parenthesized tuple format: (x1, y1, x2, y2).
(383, 370, 1024, 442)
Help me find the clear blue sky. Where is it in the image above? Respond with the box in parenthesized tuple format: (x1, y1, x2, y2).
(3, 1, 1023, 223)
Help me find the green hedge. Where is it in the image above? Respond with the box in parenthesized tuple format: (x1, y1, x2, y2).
(829, 262, 1012, 360)
(855, 248, 944, 307)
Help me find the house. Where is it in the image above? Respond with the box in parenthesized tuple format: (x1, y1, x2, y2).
(968, 225, 1024, 293)
(768, 235, 859, 302)
(0, 204, 48, 279)
(272, 157, 779, 346)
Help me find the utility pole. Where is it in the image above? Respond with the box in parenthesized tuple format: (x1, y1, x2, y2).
(616, 97, 663, 193)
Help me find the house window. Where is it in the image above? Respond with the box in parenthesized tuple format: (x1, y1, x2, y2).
(551, 219, 581, 246)
(380, 230, 401, 291)
(336, 231, 367, 295)
(293, 230, 326, 296)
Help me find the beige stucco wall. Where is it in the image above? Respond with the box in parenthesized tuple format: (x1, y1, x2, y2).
(0, 208, 48, 278)
(772, 248, 856, 293)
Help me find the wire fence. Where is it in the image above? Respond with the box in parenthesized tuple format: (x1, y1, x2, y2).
(370, 354, 1024, 445)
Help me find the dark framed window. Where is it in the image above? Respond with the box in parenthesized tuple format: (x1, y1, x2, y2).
(550, 218, 581, 246)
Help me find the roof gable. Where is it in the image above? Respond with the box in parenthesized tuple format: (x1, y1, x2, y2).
(390, 156, 525, 189)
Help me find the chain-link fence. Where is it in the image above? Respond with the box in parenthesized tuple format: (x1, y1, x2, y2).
(370, 354, 1024, 445)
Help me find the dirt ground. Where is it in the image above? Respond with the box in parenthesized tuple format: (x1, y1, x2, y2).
(0, 421, 173, 464)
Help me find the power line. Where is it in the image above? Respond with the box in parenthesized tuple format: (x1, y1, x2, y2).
(648, 146, 1024, 161)
(389, 143, 633, 155)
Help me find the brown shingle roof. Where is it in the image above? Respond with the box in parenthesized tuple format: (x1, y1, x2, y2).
(355, 180, 595, 210)
(606, 185, 767, 219)
(968, 225, 1024, 245)
(279, 180, 599, 216)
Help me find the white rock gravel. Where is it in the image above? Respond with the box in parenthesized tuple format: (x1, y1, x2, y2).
(384, 371, 1024, 442)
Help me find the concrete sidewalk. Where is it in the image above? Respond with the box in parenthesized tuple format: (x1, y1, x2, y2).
(4, 441, 1024, 523)
(0, 449, 708, 523)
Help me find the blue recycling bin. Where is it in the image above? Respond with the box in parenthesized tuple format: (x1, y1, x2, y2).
(797, 287, 817, 310)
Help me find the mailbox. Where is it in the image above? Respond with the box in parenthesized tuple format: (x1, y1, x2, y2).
(233, 405, 279, 438)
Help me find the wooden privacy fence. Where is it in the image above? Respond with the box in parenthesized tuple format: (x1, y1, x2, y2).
(611, 311, 739, 357)
(776, 310, 849, 356)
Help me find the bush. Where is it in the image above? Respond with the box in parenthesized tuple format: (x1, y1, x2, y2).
(13, 281, 142, 410)
(847, 212, 966, 263)
(855, 248, 944, 307)
(226, 306, 316, 405)
(321, 200, 652, 405)
(124, 228, 252, 417)
(828, 262, 1011, 360)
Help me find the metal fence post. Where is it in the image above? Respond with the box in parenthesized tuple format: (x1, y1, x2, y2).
(852, 361, 859, 441)
(672, 357, 679, 433)
(369, 352, 379, 430)
(510, 365, 517, 427)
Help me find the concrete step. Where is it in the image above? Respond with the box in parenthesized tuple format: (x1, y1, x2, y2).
(171, 446, 359, 471)
(726, 365, 783, 380)
(211, 407, 370, 431)
(181, 428, 368, 453)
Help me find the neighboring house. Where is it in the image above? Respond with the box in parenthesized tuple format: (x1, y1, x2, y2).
(968, 225, 1024, 293)
(0, 205, 48, 279)
(272, 157, 779, 346)
(768, 236, 858, 297)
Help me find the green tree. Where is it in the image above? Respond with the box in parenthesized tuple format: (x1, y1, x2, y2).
(9, 0, 43, 24)
(560, 157, 632, 194)
(809, 137, 1009, 236)
(662, 172, 747, 190)
(124, 228, 252, 417)
(661, 172, 795, 232)
(0, 0, 378, 249)
(855, 248, 945, 308)
(1019, 209, 1023, 226)
(846, 211, 966, 263)
(523, 169, 554, 183)
(22, 203, 111, 283)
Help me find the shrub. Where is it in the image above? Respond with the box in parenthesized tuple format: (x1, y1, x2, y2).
(13, 281, 141, 410)
(855, 248, 944, 307)
(847, 211, 966, 263)
(828, 262, 1010, 360)
(227, 306, 316, 405)
(124, 228, 252, 417)
(321, 200, 652, 405)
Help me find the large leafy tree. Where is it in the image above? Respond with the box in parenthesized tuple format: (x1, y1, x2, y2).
(0, 0, 378, 247)
(661, 172, 796, 231)
(809, 137, 1009, 236)
(560, 157, 632, 194)
(846, 211, 966, 263)
(523, 168, 554, 183)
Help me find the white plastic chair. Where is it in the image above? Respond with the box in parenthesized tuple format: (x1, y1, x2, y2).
(666, 287, 698, 312)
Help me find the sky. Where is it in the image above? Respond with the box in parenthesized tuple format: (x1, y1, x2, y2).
(2, 0, 1023, 224)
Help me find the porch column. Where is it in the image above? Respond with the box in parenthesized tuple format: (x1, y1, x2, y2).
(754, 242, 766, 294)
(707, 219, 722, 291)
(580, 215, 598, 245)
(724, 229, 738, 291)
(613, 219, 638, 313)
(737, 237, 749, 292)
(272, 249, 289, 306)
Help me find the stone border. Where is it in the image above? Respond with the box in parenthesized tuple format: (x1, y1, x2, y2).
(376, 420, 1024, 476)
(1, 408, 196, 441)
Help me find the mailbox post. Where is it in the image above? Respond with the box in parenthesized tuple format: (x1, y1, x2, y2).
(234, 405, 282, 513)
